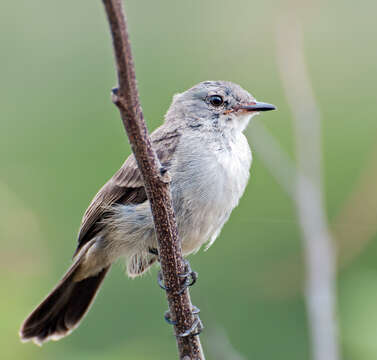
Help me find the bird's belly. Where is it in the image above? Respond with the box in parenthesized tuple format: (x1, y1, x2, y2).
(179, 201, 233, 255)
(174, 143, 251, 254)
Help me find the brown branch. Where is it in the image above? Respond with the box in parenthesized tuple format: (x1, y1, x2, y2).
(101, 1, 205, 359)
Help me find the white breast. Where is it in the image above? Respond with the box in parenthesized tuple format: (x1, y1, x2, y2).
(172, 132, 252, 254)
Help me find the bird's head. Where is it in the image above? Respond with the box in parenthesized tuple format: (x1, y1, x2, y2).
(166, 80, 276, 132)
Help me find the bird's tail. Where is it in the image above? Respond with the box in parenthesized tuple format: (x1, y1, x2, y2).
(20, 241, 110, 345)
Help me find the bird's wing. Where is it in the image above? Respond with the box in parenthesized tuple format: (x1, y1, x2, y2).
(74, 125, 181, 256)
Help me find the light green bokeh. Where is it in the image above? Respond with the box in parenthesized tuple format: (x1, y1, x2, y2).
(1, 1, 376, 359)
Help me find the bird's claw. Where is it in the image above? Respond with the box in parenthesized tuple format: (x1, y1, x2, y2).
(177, 259, 198, 295)
(177, 306, 203, 337)
(111, 87, 119, 103)
(159, 165, 171, 183)
(177, 316, 203, 337)
(160, 165, 168, 176)
(164, 306, 204, 337)
(156, 258, 202, 335)
(157, 269, 172, 292)
(164, 310, 177, 325)
(156, 259, 198, 295)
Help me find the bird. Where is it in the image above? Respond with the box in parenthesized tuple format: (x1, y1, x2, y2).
(19, 80, 276, 345)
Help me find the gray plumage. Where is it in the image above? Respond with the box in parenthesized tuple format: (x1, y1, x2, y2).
(20, 80, 275, 345)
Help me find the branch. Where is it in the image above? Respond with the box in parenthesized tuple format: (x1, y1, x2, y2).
(248, 14, 342, 360)
(102, 1, 205, 359)
(250, 112, 340, 360)
(275, 16, 339, 360)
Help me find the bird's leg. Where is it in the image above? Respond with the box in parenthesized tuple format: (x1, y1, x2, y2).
(148, 248, 171, 291)
(148, 247, 159, 257)
(176, 261, 202, 336)
(159, 165, 168, 176)
(158, 164, 171, 183)
(151, 249, 203, 335)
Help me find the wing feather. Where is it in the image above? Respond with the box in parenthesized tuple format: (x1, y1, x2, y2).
(74, 125, 181, 254)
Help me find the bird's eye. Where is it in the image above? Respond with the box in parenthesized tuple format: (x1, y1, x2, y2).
(208, 95, 224, 107)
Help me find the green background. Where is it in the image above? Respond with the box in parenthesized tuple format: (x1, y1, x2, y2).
(1, 0, 377, 359)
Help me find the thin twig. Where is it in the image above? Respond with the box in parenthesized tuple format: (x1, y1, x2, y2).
(248, 14, 341, 360)
(250, 123, 377, 286)
(101, 1, 205, 359)
(275, 16, 339, 360)
(250, 115, 339, 360)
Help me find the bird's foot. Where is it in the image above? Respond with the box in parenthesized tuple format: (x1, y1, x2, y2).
(149, 247, 159, 257)
(159, 165, 171, 183)
(177, 259, 198, 294)
(111, 87, 120, 104)
(157, 259, 198, 295)
(164, 305, 203, 337)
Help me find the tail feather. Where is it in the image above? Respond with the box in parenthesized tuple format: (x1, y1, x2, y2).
(20, 243, 110, 345)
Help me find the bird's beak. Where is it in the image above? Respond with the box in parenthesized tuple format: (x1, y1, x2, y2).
(238, 101, 277, 112)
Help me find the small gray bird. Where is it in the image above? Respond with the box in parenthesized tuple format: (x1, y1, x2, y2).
(20, 80, 275, 345)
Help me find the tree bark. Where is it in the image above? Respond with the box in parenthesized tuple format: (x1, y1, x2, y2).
(102, 1, 205, 359)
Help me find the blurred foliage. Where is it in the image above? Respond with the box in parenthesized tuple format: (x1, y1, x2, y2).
(1, 0, 377, 359)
